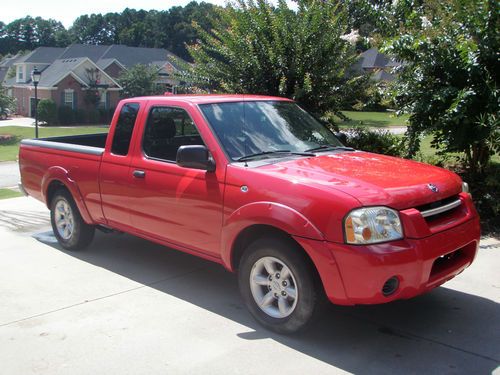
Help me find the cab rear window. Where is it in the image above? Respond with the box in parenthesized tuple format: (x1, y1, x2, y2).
(111, 103, 140, 156)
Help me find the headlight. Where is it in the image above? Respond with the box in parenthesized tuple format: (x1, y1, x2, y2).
(462, 181, 470, 194)
(344, 207, 403, 244)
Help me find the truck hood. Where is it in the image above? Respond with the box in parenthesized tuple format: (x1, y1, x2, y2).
(257, 151, 462, 209)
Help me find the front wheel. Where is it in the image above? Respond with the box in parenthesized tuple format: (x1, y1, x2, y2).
(238, 237, 321, 334)
(50, 189, 95, 250)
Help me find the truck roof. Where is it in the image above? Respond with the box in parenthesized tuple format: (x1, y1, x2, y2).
(121, 94, 294, 105)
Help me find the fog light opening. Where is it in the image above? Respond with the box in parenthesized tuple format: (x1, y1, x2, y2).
(382, 276, 399, 297)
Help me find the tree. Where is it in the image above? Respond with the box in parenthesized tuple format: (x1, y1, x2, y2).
(0, 16, 67, 54)
(385, 0, 499, 173)
(118, 64, 160, 98)
(187, 0, 359, 115)
(0, 86, 15, 117)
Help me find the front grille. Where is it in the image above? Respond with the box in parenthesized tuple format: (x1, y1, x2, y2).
(416, 195, 461, 220)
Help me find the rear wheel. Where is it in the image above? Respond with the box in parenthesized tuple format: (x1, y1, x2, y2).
(238, 237, 320, 334)
(50, 189, 95, 250)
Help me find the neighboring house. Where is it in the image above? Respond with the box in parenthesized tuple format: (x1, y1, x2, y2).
(1, 44, 184, 117)
(351, 47, 401, 82)
(0, 53, 22, 85)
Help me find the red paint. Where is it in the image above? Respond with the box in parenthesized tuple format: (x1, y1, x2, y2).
(19, 94, 481, 305)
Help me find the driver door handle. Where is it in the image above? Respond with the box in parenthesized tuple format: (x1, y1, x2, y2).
(133, 170, 146, 178)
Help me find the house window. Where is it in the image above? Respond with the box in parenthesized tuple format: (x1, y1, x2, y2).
(64, 90, 74, 109)
(17, 66, 24, 82)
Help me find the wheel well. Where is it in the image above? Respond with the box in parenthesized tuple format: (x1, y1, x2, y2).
(231, 225, 312, 271)
(231, 224, 326, 299)
(46, 180, 67, 207)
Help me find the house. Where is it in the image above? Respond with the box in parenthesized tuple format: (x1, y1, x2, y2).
(1, 44, 184, 117)
(0, 53, 23, 85)
(351, 47, 401, 82)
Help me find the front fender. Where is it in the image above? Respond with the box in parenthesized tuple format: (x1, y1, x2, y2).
(221, 201, 324, 270)
(41, 166, 93, 224)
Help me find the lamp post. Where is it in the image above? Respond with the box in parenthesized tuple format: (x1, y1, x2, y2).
(31, 67, 42, 138)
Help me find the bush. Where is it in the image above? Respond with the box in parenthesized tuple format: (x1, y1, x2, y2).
(0, 134, 18, 145)
(344, 127, 406, 157)
(75, 109, 87, 124)
(99, 108, 115, 124)
(87, 109, 100, 124)
(57, 106, 76, 125)
(37, 99, 57, 125)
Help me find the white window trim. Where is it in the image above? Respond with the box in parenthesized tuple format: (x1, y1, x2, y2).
(64, 89, 75, 109)
(17, 65, 24, 83)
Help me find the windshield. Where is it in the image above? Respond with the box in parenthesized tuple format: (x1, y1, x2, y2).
(199, 101, 344, 160)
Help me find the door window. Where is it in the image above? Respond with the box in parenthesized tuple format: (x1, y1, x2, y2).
(142, 107, 204, 162)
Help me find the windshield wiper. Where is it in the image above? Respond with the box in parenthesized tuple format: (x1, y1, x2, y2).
(236, 150, 315, 162)
(304, 145, 355, 153)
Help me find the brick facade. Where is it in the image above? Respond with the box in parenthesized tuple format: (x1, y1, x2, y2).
(12, 86, 51, 117)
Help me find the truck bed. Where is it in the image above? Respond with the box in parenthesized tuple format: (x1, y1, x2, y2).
(19, 133, 108, 223)
(21, 133, 108, 155)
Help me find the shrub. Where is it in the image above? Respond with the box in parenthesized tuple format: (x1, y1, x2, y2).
(57, 106, 76, 125)
(37, 99, 58, 125)
(0, 134, 18, 145)
(344, 127, 406, 157)
(99, 108, 114, 124)
(87, 109, 100, 124)
(75, 109, 87, 124)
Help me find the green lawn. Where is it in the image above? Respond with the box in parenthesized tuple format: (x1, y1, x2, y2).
(338, 111, 409, 128)
(0, 125, 109, 162)
(0, 188, 23, 199)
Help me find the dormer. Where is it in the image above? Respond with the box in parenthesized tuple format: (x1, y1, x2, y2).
(16, 64, 27, 83)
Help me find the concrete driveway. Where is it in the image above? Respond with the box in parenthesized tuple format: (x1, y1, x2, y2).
(0, 116, 34, 127)
(0, 161, 20, 188)
(0, 197, 499, 375)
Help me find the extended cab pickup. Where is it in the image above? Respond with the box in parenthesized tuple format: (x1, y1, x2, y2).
(19, 95, 480, 333)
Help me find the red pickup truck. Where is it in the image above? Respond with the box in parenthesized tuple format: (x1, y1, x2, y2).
(19, 95, 480, 333)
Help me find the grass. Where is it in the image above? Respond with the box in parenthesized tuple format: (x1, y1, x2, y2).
(0, 125, 109, 162)
(418, 134, 500, 164)
(0, 188, 23, 199)
(338, 111, 409, 128)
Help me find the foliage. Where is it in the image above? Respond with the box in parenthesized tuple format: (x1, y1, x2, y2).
(0, 2, 221, 60)
(187, 0, 360, 115)
(37, 99, 57, 125)
(0, 86, 15, 116)
(385, 0, 499, 173)
(343, 127, 407, 157)
(83, 68, 102, 107)
(350, 80, 395, 111)
(118, 64, 161, 98)
(346, 0, 427, 40)
(57, 106, 76, 125)
(0, 16, 68, 54)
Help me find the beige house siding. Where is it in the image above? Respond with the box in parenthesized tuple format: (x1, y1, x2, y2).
(104, 62, 124, 79)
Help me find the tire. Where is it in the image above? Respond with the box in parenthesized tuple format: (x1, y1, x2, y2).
(238, 236, 321, 334)
(50, 189, 95, 250)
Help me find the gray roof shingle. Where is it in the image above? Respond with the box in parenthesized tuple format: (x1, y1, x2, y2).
(16, 47, 65, 64)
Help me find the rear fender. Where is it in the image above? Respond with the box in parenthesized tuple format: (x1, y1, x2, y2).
(221, 201, 324, 270)
(41, 166, 93, 224)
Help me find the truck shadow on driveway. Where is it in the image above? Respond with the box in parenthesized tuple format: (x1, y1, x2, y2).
(35, 230, 500, 374)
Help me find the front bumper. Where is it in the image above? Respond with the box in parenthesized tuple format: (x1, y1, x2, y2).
(294, 205, 480, 306)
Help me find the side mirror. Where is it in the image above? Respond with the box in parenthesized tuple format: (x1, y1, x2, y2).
(176, 145, 216, 172)
(334, 131, 348, 144)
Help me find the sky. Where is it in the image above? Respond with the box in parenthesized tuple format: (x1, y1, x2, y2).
(1, 0, 229, 28)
